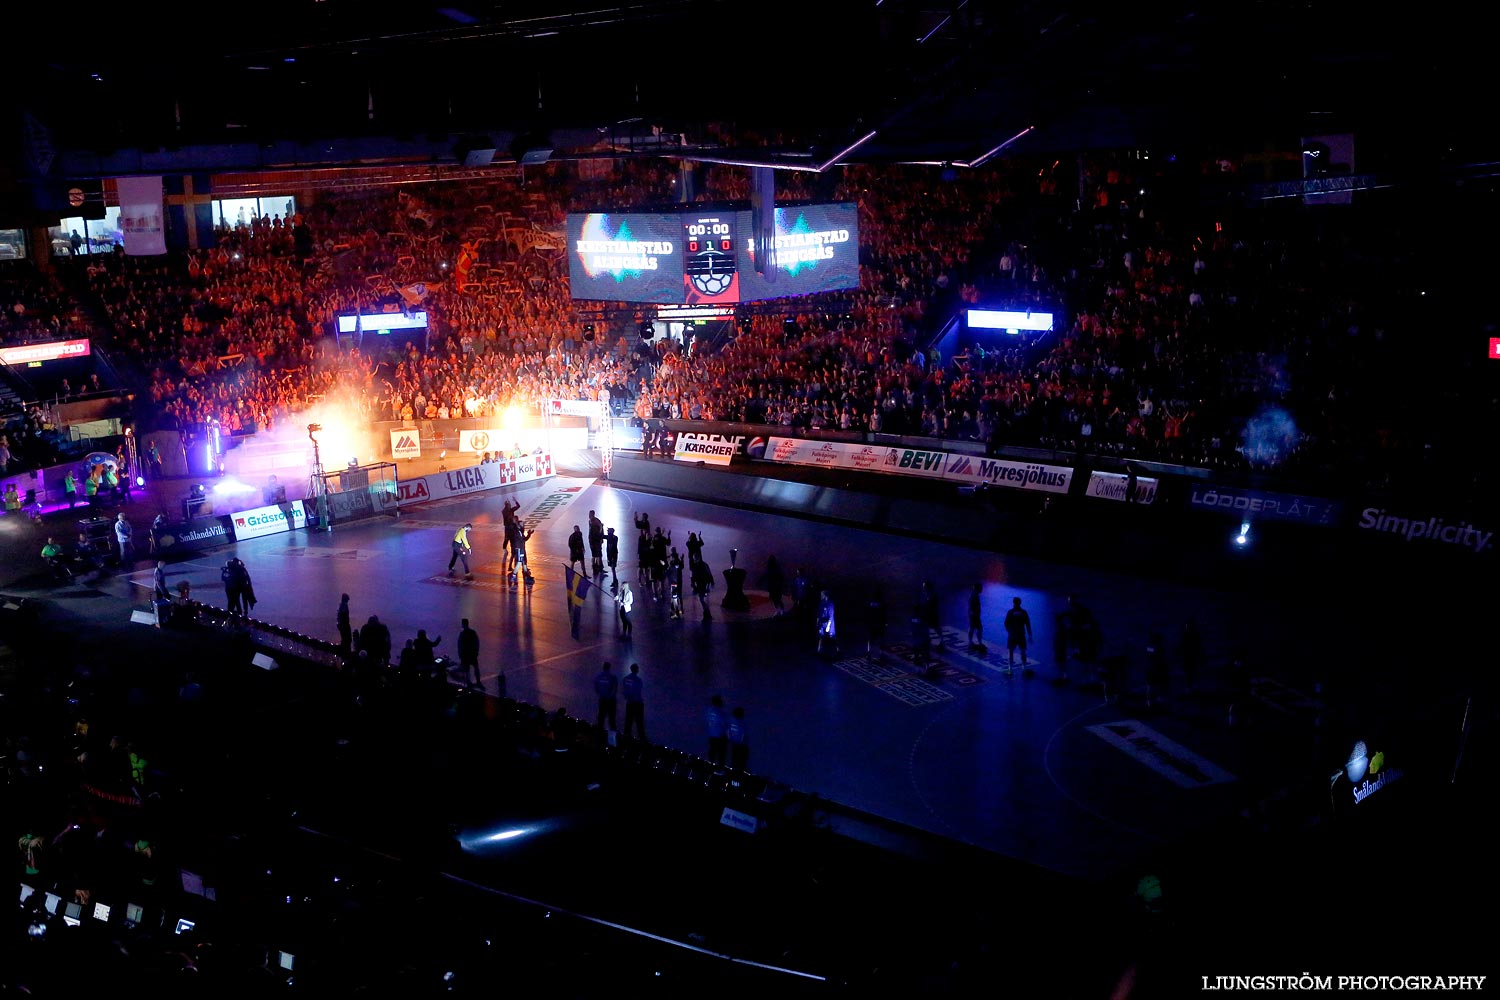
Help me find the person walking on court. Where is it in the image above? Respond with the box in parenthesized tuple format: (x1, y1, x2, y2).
(728, 707, 750, 771)
(1052, 612, 1070, 685)
(1145, 632, 1169, 710)
(605, 526, 620, 586)
(114, 513, 136, 567)
(968, 583, 986, 651)
(667, 550, 685, 619)
(765, 555, 786, 616)
(511, 524, 536, 586)
(866, 588, 887, 654)
(1005, 597, 1034, 670)
(336, 594, 352, 651)
(706, 695, 728, 765)
(151, 560, 171, 626)
(920, 580, 940, 645)
(816, 590, 838, 655)
(222, 557, 251, 615)
(1180, 618, 1203, 695)
(568, 525, 587, 576)
(588, 510, 606, 576)
(594, 661, 619, 732)
(690, 558, 714, 620)
(449, 522, 474, 578)
(617, 581, 635, 637)
(636, 521, 652, 586)
(622, 663, 646, 743)
(501, 499, 521, 575)
(458, 618, 481, 689)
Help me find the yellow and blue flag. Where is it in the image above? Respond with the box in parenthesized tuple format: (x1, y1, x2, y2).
(564, 565, 593, 608)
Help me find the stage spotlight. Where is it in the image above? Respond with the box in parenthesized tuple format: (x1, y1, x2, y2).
(1234, 519, 1250, 547)
(135, 476, 145, 488)
(582, 324, 596, 342)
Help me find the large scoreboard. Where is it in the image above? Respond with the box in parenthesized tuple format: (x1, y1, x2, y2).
(567, 203, 857, 305)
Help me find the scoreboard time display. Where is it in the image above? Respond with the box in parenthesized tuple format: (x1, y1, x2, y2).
(567, 203, 857, 305)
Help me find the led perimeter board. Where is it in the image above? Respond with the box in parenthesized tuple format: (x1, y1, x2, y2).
(566, 203, 857, 305)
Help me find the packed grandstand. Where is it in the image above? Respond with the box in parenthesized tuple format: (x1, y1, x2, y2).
(3, 147, 1492, 511)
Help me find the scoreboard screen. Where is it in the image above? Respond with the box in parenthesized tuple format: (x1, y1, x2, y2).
(737, 202, 859, 301)
(681, 213, 740, 305)
(566, 203, 858, 305)
(567, 212, 682, 303)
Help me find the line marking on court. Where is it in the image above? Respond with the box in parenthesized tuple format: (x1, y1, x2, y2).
(831, 655, 953, 705)
(1085, 719, 1236, 788)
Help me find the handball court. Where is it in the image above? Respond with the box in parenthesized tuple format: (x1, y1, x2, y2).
(2, 464, 1489, 980)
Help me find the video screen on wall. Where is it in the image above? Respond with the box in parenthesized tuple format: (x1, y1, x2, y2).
(566, 203, 858, 305)
(737, 202, 859, 302)
(565, 212, 683, 304)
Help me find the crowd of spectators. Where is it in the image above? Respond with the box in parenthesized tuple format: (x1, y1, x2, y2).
(0, 266, 103, 350)
(0, 138, 1481, 498)
(632, 154, 1479, 492)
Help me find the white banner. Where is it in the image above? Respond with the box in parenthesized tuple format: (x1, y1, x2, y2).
(673, 433, 742, 466)
(396, 453, 555, 507)
(230, 500, 307, 541)
(390, 429, 421, 459)
(764, 437, 948, 478)
(457, 429, 503, 453)
(117, 176, 167, 256)
(1085, 471, 1158, 504)
(546, 399, 603, 418)
(760, 437, 1074, 492)
(943, 454, 1072, 493)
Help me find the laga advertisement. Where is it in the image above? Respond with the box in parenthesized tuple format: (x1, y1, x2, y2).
(395, 453, 556, 507)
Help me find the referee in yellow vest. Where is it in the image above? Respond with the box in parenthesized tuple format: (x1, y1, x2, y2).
(448, 522, 474, 578)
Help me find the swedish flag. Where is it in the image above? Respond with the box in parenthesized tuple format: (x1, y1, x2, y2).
(564, 565, 593, 608)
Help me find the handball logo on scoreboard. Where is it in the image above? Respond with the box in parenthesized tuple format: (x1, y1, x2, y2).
(683, 215, 740, 304)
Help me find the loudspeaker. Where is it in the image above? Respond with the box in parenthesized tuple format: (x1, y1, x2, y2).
(639, 322, 655, 341)
(461, 147, 496, 167)
(511, 132, 553, 165)
(251, 652, 280, 671)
